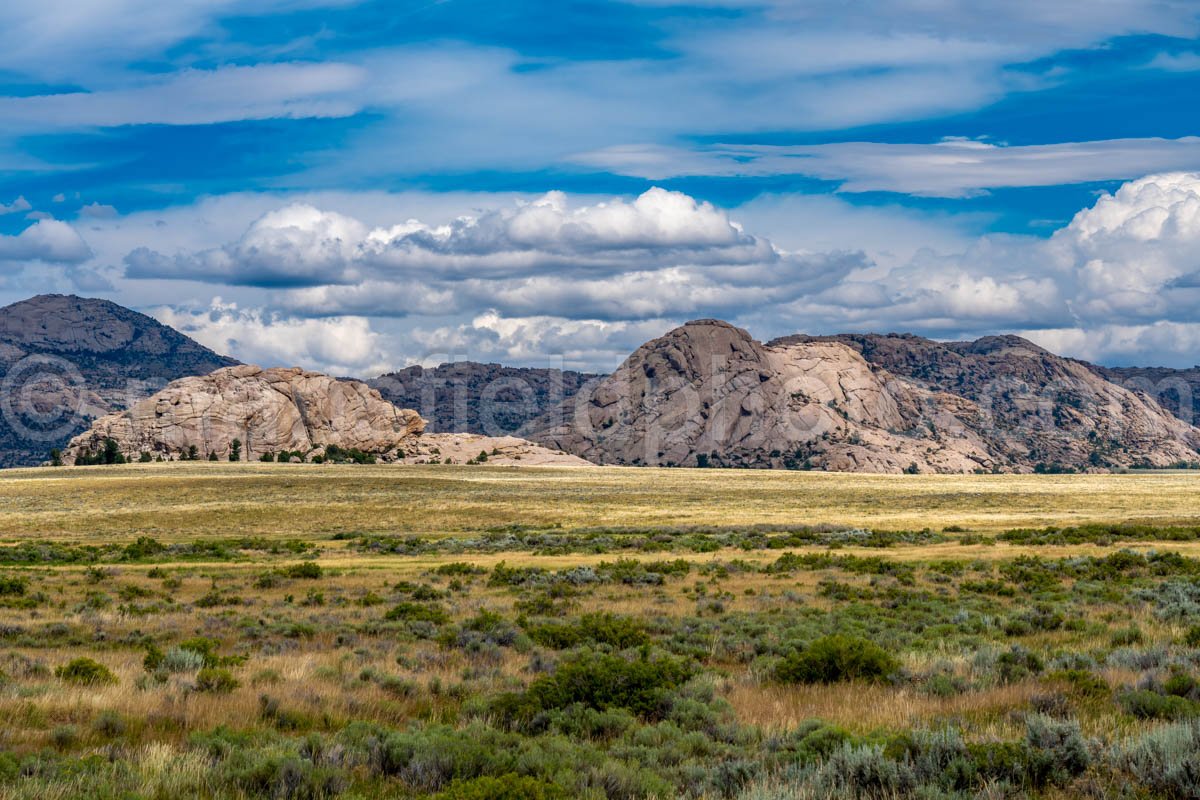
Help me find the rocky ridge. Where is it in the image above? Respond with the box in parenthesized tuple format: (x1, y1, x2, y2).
(529, 320, 1200, 473)
(370, 362, 600, 435)
(63, 364, 588, 466)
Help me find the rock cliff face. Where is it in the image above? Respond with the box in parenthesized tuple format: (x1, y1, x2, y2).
(782, 332, 1200, 471)
(64, 365, 425, 463)
(370, 362, 600, 435)
(0, 294, 238, 466)
(1091, 365, 1200, 432)
(530, 320, 1200, 473)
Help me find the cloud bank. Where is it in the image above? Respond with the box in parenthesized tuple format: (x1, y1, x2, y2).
(126, 188, 860, 319)
(152, 300, 389, 377)
(575, 138, 1200, 197)
(108, 172, 1200, 372)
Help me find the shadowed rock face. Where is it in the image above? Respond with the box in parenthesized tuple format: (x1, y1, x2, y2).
(529, 320, 1200, 473)
(0, 294, 238, 466)
(63, 366, 425, 463)
(1091, 365, 1200, 430)
(370, 362, 601, 436)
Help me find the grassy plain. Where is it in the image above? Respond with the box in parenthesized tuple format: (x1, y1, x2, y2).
(1, 464, 1200, 799)
(1, 462, 1199, 539)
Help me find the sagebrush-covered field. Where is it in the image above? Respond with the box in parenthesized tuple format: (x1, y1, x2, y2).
(2, 463, 1200, 799)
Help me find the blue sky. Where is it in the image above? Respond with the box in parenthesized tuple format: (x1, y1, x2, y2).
(3, 0, 1200, 373)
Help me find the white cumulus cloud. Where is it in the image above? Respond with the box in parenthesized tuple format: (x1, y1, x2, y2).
(0, 218, 91, 264)
(152, 299, 390, 376)
(125, 188, 852, 321)
(67, 172, 1200, 371)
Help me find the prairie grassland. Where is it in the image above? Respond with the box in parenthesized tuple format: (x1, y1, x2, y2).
(0, 462, 1197, 539)
(1, 464, 1200, 799)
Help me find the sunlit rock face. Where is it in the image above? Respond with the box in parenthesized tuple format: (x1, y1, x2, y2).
(530, 319, 1200, 473)
(63, 365, 425, 463)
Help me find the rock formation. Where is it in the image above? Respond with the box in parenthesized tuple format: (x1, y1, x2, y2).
(370, 362, 600, 436)
(11, 293, 1200, 474)
(64, 365, 425, 463)
(0, 294, 238, 466)
(785, 332, 1200, 470)
(1090, 364, 1200, 433)
(397, 433, 591, 466)
(529, 320, 1200, 473)
(62, 364, 590, 467)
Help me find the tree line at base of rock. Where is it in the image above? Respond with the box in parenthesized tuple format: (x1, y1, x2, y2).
(60, 438, 393, 466)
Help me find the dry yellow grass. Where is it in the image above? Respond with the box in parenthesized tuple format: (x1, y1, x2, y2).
(0, 462, 1197, 541)
(2, 462, 1196, 799)
(726, 679, 1045, 737)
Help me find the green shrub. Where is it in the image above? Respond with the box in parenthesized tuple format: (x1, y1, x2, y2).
(1164, 672, 1199, 699)
(196, 668, 240, 693)
(1024, 714, 1090, 788)
(50, 725, 79, 749)
(434, 774, 565, 799)
(491, 650, 693, 726)
(283, 561, 323, 579)
(92, 710, 126, 737)
(55, 657, 117, 685)
(1110, 626, 1144, 646)
(222, 751, 346, 799)
(807, 743, 916, 799)
(385, 602, 449, 624)
(122, 536, 167, 559)
(1051, 669, 1109, 700)
(162, 647, 207, 673)
(143, 644, 165, 673)
(783, 720, 856, 764)
(1120, 689, 1200, 720)
(995, 646, 1043, 684)
(1113, 718, 1200, 799)
(774, 635, 899, 685)
(322, 444, 376, 464)
(526, 613, 649, 650)
(435, 562, 486, 577)
(0, 576, 28, 596)
(173, 637, 245, 668)
(1183, 624, 1200, 648)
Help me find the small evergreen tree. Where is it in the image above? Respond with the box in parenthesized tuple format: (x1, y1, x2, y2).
(48, 448, 63, 467)
(104, 438, 125, 465)
(229, 439, 241, 462)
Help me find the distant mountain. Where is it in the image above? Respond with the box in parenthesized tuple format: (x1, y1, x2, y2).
(0, 294, 238, 466)
(528, 320, 1200, 473)
(5, 294, 1199, 474)
(370, 362, 601, 436)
